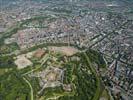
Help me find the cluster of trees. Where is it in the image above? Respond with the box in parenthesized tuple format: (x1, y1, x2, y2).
(63, 63, 73, 84)
(0, 71, 30, 100)
(30, 53, 98, 100)
(59, 54, 97, 100)
(0, 56, 16, 68)
(40, 86, 64, 99)
(27, 76, 41, 99)
(0, 43, 19, 55)
(86, 49, 106, 68)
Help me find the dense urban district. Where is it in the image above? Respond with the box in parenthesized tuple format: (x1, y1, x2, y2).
(0, 0, 133, 100)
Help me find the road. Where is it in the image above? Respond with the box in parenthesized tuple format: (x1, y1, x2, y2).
(22, 54, 49, 76)
(89, 20, 133, 48)
(23, 77, 34, 100)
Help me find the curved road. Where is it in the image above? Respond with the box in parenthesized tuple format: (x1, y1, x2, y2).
(23, 77, 34, 100)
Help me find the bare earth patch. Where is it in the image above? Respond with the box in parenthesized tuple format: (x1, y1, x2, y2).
(48, 46, 79, 56)
(15, 55, 33, 69)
